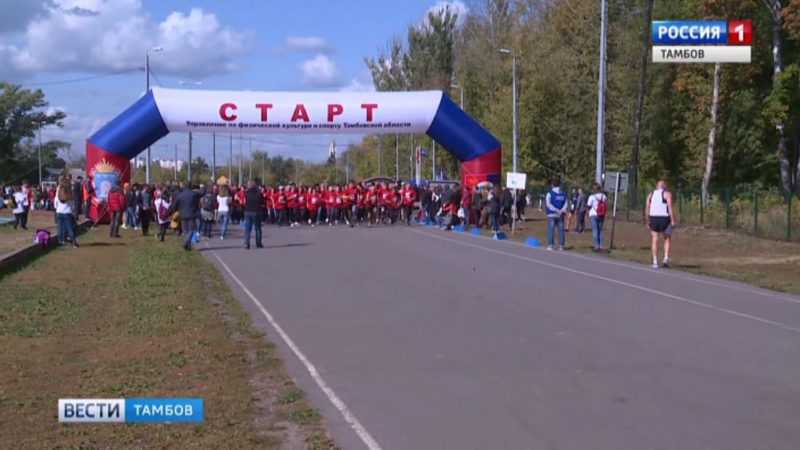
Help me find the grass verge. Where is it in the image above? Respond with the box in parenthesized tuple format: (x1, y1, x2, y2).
(0, 230, 337, 449)
(470, 210, 800, 295)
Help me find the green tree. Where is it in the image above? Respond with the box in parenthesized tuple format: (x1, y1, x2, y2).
(0, 82, 66, 183)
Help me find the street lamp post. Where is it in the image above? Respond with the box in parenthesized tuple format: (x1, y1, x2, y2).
(499, 48, 519, 234)
(145, 46, 163, 185)
(187, 131, 193, 183)
(450, 82, 464, 109)
(595, 0, 609, 184)
(38, 128, 43, 189)
(211, 132, 216, 184)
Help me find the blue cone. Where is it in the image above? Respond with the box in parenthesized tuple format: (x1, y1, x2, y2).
(453, 224, 466, 233)
(471, 227, 482, 236)
(526, 237, 541, 248)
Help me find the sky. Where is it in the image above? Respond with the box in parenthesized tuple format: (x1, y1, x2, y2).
(0, 0, 468, 164)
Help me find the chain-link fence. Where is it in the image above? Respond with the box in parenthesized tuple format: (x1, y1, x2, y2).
(528, 184, 798, 242)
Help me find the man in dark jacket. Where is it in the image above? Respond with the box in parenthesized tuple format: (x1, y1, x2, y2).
(169, 182, 200, 250)
(72, 176, 83, 220)
(243, 180, 263, 249)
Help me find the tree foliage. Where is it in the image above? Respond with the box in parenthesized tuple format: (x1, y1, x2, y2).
(352, 0, 800, 195)
(0, 82, 67, 183)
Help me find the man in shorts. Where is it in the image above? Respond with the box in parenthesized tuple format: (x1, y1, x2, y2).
(645, 179, 677, 268)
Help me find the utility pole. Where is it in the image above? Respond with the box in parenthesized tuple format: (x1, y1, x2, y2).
(187, 132, 193, 183)
(173, 144, 178, 181)
(229, 134, 233, 181)
(38, 128, 43, 189)
(248, 137, 253, 182)
(395, 134, 399, 181)
(409, 134, 414, 181)
(238, 136, 243, 186)
(432, 138, 437, 181)
(144, 46, 163, 184)
(499, 48, 520, 233)
(211, 132, 216, 184)
(378, 138, 383, 177)
(345, 151, 350, 184)
(145, 50, 150, 185)
(595, 0, 608, 184)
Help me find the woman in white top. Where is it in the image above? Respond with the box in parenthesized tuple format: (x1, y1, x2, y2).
(54, 179, 78, 247)
(11, 185, 29, 230)
(645, 179, 676, 268)
(586, 183, 608, 251)
(217, 185, 232, 240)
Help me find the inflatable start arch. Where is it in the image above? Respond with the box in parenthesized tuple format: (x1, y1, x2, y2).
(86, 88, 501, 218)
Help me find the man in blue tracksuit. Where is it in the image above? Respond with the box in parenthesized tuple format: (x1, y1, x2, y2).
(545, 177, 568, 250)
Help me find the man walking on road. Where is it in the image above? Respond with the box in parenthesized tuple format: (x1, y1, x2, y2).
(169, 182, 200, 251)
(545, 177, 568, 251)
(646, 179, 677, 269)
(243, 180, 264, 250)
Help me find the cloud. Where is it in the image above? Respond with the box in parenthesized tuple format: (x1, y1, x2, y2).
(285, 36, 332, 53)
(1, 0, 249, 78)
(0, 0, 48, 33)
(300, 54, 340, 88)
(41, 108, 106, 160)
(339, 71, 375, 92)
(424, 1, 468, 28)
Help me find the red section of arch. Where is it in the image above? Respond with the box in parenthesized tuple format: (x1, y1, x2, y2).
(86, 141, 132, 224)
(460, 148, 502, 189)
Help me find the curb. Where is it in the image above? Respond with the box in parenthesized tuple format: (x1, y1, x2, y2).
(0, 219, 92, 275)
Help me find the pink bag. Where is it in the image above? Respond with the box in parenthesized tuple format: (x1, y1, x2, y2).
(34, 229, 51, 248)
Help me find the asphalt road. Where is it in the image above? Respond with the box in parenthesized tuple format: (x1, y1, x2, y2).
(203, 223, 800, 450)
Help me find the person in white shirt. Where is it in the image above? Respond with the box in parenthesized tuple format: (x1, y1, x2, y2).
(217, 185, 232, 240)
(586, 183, 608, 251)
(645, 179, 677, 268)
(11, 186, 29, 230)
(54, 180, 78, 247)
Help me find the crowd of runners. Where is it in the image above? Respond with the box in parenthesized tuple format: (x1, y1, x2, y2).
(2, 176, 676, 268)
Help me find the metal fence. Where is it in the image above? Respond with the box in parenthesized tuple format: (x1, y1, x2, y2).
(529, 185, 798, 242)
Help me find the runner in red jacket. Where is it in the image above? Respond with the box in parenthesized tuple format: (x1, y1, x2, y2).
(365, 185, 379, 226)
(107, 186, 127, 238)
(234, 186, 246, 224)
(307, 186, 322, 226)
(401, 182, 417, 225)
(380, 184, 398, 224)
(324, 186, 338, 225)
(275, 186, 288, 226)
(296, 186, 307, 226)
(286, 185, 299, 226)
(340, 183, 355, 227)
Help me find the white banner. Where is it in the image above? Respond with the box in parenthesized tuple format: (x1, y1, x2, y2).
(506, 172, 527, 189)
(152, 88, 443, 135)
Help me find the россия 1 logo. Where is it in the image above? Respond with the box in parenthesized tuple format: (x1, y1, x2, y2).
(652, 20, 752, 64)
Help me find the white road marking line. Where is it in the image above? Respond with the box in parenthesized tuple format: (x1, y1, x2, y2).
(409, 228, 800, 335)
(439, 226, 800, 304)
(212, 253, 383, 450)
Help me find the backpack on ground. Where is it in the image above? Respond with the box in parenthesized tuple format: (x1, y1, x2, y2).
(34, 229, 51, 248)
(596, 195, 608, 218)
